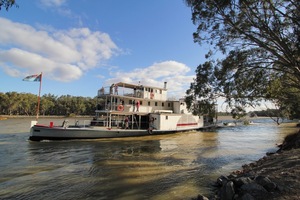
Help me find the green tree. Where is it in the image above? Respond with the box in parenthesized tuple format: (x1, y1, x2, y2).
(75, 97, 86, 115)
(85, 97, 97, 115)
(185, 0, 300, 119)
(0, 0, 17, 11)
(6, 92, 20, 115)
(42, 94, 58, 115)
(0, 92, 9, 114)
(19, 93, 37, 115)
(40, 95, 55, 116)
(56, 95, 73, 116)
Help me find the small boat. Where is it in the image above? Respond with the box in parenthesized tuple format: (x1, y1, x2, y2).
(223, 122, 237, 127)
(29, 82, 216, 141)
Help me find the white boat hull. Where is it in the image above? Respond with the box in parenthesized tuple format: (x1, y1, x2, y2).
(29, 125, 198, 141)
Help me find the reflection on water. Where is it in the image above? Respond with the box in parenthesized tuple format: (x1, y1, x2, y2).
(0, 118, 298, 199)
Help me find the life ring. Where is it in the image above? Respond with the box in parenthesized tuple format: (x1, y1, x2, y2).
(117, 104, 124, 111)
(150, 92, 154, 99)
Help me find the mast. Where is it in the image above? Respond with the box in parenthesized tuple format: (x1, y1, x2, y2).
(36, 72, 42, 121)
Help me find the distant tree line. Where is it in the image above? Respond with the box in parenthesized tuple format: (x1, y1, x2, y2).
(252, 110, 280, 118)
(0, 92, 97, 116)
(218, 109, 280, 118)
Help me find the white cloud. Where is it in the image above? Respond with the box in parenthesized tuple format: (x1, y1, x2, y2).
(39, 0, 67, 7)
(0, 48, 83, 82)
(37, 0, 81, 23)
(105, 61, 195, 98)
(2, 65, 22, 77)
(0, 17, 119, 82)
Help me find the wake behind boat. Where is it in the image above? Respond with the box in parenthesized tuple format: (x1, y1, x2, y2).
(29, 82, 216, 141)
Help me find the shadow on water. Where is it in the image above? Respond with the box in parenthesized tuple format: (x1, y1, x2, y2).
(21, 136, 216, 200)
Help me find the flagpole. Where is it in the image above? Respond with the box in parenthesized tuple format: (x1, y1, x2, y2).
(36, 72, 42, 121)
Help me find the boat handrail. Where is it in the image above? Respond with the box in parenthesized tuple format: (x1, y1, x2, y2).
(154, 110, 173, 113)
(83, 120, 91, 127)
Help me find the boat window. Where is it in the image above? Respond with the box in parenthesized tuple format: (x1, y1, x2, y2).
(155, 102, 158, 106)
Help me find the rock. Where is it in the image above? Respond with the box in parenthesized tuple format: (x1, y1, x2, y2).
(234, 177, 253, 187)
(227, 174, 237, 179)
(266, 151, 275, 156)
(193, 194, 209, 200)
(264, 181, 277, 192)
(279, 132, 300, 151)
(220, 181, 235, 200)
(217, 175, 229, 187)
(240, 193, 255, 200)
(241, 182, 268, 197)
(241, 170, 256, 178)
(254, 175, 270, 184)
(254, 176, 277, 191)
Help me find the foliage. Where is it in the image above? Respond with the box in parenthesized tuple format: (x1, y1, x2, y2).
(231, 106, 247, 119)
(0, 92, 97, 116)
(0, 0, 17, 11)
(184, 0, 300, 120)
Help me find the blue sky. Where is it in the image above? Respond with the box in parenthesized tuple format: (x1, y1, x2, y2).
(0, 0, 210, 100)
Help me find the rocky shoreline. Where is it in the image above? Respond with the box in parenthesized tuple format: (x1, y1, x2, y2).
(195, 131, 300, 200)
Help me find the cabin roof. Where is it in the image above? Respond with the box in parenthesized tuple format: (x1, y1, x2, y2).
(114, 82, 166, 90)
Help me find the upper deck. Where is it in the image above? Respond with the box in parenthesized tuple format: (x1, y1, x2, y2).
(95, 81, 200, 116)
(98, 82, 168, 101)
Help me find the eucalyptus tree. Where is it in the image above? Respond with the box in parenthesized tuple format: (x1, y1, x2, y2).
(0, 92, 9, 114)
(40, 95, 55, 116)
(70, 97, 86, 115)
(19, 93, 37, 115)
(5, 92, 20, 115)
(184, 0, 300, 119)
(56, 95, 72, 116)
(84, 97, 98, 115)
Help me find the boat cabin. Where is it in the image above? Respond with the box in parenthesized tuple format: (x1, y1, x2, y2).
(95, 82, 191, 114)
(91, 82, 206, 131)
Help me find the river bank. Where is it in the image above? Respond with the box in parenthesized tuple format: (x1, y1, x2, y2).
(0, 115, 92, 119)
(197, 130, 300, 200)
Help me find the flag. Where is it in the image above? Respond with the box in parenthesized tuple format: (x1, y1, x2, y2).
(23, 74, 42, 82)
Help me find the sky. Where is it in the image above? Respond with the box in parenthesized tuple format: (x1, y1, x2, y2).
(0, 0, 210, 99)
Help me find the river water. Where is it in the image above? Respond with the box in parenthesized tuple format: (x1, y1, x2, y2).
(0, 117, 298, 200)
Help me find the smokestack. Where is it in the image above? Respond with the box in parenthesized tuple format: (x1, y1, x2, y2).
(164, 82, 167, 90)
